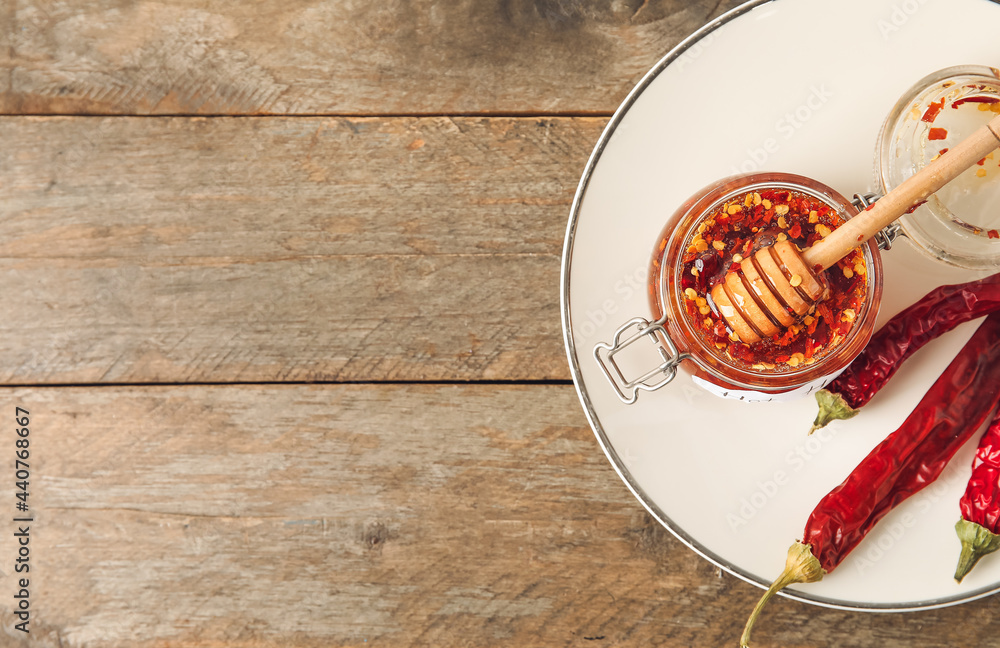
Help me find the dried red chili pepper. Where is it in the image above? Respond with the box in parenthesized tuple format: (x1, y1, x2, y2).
(741, 312, 1000, 647)
(810, 272, 1000, 433)
(954, 408, 1000, 582)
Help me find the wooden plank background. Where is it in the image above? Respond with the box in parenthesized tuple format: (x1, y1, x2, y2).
(3, 1, 1000, 646)
(1, 0, 729, 115)
(1, 115, 596, 383)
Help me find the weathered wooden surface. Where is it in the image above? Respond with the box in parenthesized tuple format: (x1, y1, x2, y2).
(1, 116, 602, 384)
(4, 384, 1000, 648)
(0, 0, 742, 116)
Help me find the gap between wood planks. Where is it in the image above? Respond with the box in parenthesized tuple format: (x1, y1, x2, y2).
(0, 111, 616, 118)
(0, 379, 576, 388)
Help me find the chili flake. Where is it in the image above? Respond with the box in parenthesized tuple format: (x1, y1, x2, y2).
(928, 127, 949, 140)
(952, 96, 1000, 109)
(677, 188, 869, 374)
(922, 99, 945, 123)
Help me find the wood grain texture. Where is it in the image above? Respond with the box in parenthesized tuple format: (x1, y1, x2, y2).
(1, 115, 602, 384)
(6, 2, 1000, 647)
(4, 383, 1000, 648)
(0, 0, 744, 116)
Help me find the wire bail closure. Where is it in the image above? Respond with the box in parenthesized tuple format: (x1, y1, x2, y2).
(593, 191, 896, 406)
(594, 316, 690, 404)
(853, 192, 903, 251)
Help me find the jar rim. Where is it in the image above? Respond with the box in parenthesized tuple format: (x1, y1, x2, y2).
(652, 172, 883, 393)
(875, 64, 1000, 269)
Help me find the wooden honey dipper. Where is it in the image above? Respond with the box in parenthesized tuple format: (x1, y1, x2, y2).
(711, 112, 1000, 344)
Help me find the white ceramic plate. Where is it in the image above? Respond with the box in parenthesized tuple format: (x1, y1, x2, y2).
(562, 0, 1000, 610)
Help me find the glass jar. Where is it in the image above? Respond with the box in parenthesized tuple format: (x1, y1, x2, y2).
(595, 64, 996, 404)
(655, 173, 883, 400)
(876, 65, 1000, 269)
(593, 173, 882, 404)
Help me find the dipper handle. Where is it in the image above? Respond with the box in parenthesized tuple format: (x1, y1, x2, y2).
(802, 113, 1000, 271)
(711, 113, 1000, 345)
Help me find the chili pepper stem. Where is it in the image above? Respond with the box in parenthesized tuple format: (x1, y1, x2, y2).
(740, 542, 826, 648)
(810, 389, 860, 434)
(954, 519, 1000, 583)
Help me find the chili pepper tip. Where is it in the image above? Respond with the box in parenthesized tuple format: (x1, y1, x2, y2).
(809, 389, 859, 434)
(954, 519, 1000, 583)
(740, 542, 825, 647)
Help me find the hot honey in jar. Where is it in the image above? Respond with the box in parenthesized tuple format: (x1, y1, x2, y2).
(644, 173, 882, 401)
(658, 187, 869, 374)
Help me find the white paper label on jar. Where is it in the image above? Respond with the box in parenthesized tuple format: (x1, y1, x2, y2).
(691, 367, 846, 403)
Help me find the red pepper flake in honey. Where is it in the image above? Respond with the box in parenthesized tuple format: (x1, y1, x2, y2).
(922, 99, 945, 123)
(676, 188, 869, 374)
(951, 96, 1000, 109)
(928, 127, 949, 141)
(989, 230, 999, 240)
